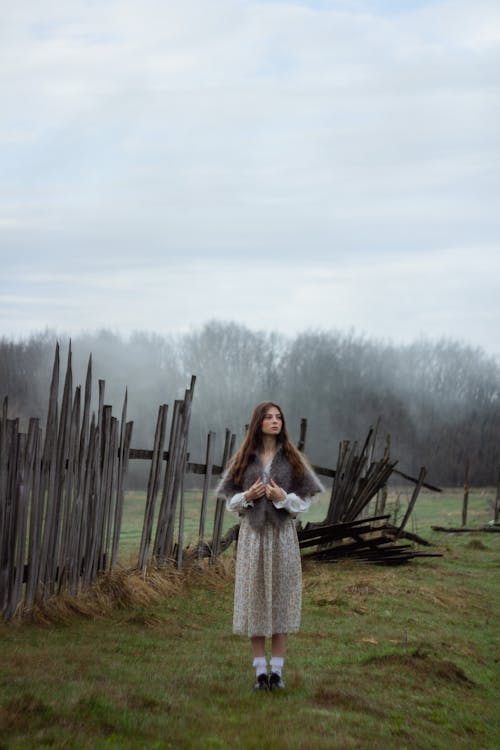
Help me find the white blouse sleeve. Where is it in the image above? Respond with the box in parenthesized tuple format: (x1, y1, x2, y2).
(272, 492, 311, 514)
(226, 492, 254, 513)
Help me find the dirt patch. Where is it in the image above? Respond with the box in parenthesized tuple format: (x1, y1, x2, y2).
(127, 693, 172, 713)
(0, 693, 55, 732)
(466, 539, 489, 551)
(417, 584, 471, 610)
(363, 648, 475, 686)
(312, 687, 386, 718)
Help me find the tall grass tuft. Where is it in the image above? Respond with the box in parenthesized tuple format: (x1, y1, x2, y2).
(21, 556, 236, 625)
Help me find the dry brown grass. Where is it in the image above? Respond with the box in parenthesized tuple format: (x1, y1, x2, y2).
(312, 686, 388, 718)
(17, 555, 236, 625)
(0, 693, 55, 733)
(364, 646, 476, 686)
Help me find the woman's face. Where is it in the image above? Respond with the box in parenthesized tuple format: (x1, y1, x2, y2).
(261, 406, 283, 436)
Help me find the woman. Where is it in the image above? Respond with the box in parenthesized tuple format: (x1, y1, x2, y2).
(216, 402, 324, 691)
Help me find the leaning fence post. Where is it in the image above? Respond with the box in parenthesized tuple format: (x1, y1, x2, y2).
(138, 404, 168, 571)
(494, 471, 500, 525)
(297, 418, 307, 452)
(198, 431, 215, 560)
(462, 459, 470, 527)
(211, 429, 233, 560)
(395, 466, 426, 538)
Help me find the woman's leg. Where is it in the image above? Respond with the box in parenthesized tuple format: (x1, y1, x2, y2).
(251, 636, 268, 689)
(271, 633, 287, 657)
(251, 636, 266, 657)
(270, 634, 287, 688)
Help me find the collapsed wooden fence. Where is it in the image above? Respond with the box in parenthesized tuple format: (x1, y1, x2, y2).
(1, 345, 437, 620)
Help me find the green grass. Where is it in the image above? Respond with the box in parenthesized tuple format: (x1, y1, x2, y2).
(118, 485, 497, 564)
(1, 489, 499, 749)
(117, 488, 334, 563)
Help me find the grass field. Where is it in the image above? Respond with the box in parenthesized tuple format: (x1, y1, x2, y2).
(117, 485, 497, 564)
(0, 488, 499, 749)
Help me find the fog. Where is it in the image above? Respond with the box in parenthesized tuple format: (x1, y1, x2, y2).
(1, 321, 499, 486)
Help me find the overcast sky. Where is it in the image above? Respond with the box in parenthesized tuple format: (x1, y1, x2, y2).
(1, 0, 499, 358)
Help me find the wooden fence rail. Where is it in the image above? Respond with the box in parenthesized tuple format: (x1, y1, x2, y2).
(1, 344, 435, 620)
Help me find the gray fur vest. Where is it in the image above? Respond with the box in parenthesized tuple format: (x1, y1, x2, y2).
(216, 447, 324, 529)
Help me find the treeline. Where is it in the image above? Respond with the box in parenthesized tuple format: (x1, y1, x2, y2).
(1, 322, 499, 486)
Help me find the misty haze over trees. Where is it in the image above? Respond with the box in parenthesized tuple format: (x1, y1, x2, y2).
(1, 322, 499, 486)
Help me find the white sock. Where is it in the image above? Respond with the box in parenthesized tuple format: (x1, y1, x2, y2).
(270, 656, 284, 676)
(253, 656, 267, 677)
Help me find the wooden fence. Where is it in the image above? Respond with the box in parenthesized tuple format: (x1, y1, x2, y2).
(1, 344, 436, 621)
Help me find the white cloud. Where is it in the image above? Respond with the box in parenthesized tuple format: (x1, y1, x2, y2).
(0, 0, 499, 353)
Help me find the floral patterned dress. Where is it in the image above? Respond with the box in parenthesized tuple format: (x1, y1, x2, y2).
(227, 460, 311, 637)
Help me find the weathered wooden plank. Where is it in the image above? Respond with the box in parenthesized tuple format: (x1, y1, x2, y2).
(297, 418, 307, 453)
(347, 458, 398, 521)
(36, 343, 61, 598)
(0, 398, 9, 549)
(81, 417, 99, 590)
(299, 514, 391, 539)
(111, 416, 133, 570)
(1, 421, 20, 617)
(45, 344, 73, 592)
(138, 404, 168, 571)
(102, 417, 119, 570)
(10, 423, 38, 617)
(176, 455, 187, 569)
(66, 358, 93, 594)
(79, 415, 96, 590)
(42, 344, 60, 465)
(462, 459, 470, 527)
(197, 431, 215, 558)
(57, 385, 81, 590)
(299, 524, 380, 549)
(211, 429, 234, 559)
(0, 413, 13, 613)
(431, 525, 500, 533)
(91, 400, 112, 578)
(25, 421, 42, 610)
(110, 388, 132, 570)
(156, 376, 196, 564)
(495, 471, 500, 525)
(153, 399, 183, 562)
(395, 466, 426, 538)
(173, 377, 196, 568)
(326, 440, 349, 524)
(96, 405, 113, 573)
(4, 430, 25, 619)
(392, 468, 442, 493)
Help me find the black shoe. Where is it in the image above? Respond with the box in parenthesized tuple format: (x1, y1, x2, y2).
(269, 672, 285, 690)
(253, 673, 269, 691)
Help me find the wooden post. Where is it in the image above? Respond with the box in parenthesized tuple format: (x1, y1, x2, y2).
(110, 390, 133, 570)
(154, 399, 183, 562)
(154, 375, 196, 564)
(176, 454, 187, 569)
(395, 466, 426, 538)
(3, 426, 22, 619)
(462, 459, 470, 527)
(138, 404, 168, 571)
(198, 431, 215, 559)
(10, 427, 38, 619)
(25, 421, 42, 610)
(211, 429, 233, 560)
(494, 471, 500, 525)
(297, 418, 307, 452)
(375, 434, 390, 516)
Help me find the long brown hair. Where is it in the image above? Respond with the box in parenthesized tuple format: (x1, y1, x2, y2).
(229, 402, 306, 485)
